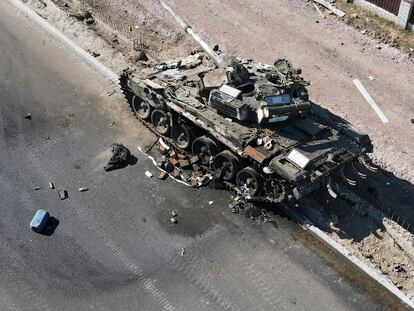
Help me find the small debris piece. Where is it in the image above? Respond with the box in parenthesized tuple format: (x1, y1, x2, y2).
(177, 153, 187, 159)
(164, 162, 174, 172)
(191, 178, 198, 187)
(189, 156, 199, 164)
(171, 210, 177, 217)
(159, 171, 168, 180)
(168, 149, 176, 157)
(79, 187, 89, 192)
(313, 2, 325, 19)
(376, 45, 382, 50)
(209, 201, 214, 205)
(104, 143, 131, 172)
(145, 171, 153, 178)
(24, 113, 32, 120)
(181, 171, 191, 181)
(170, 158, 179, 166)
(178, 159, 191, 168)
(312, 0, 346, 18)
(156, 159, 166, 169)
(137, 51, 148, 61)
(330, 214, 339, 226)
(192, 164, 201, 172)
(34, 186, 42, 190)
(368, 76, 375, 81)
(91, 51, 100, 57)
(48, 181, 55, 189)
(170, 217, 177, 224)
(192, 171, 204, 178)
(84, 12, 95, 25)
(180, 247, 186, 256)
(173, 168, 181, 178)
(159, 138, 170, 150)
(58, 190, 67, 200)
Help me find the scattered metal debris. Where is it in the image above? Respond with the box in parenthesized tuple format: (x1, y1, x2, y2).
(180, 247, 186, 256)
(330, 214, 339, 226)
(24, 113, 32, 120)
(79, 187, 89, 192)
(34, 186, 42, 190)
(312, 0, 345, 18)
(313, 2, 325, 19)
(104, 143, 131, 171)
(171, 210, 177, 217)
(48, 181, 55, 189)
(145, 171, 153, 178)
(58, 190, 67, 200)
(159, 171, 168, 180)
(170, 217, 177, 224)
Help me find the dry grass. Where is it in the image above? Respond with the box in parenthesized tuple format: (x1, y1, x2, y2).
(331, 0, 414, 54)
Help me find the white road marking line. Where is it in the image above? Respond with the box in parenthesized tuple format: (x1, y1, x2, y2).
(7, 0, 119, 83)
(353, 79, 390, 124)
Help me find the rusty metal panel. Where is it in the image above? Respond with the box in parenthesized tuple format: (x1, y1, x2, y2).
(366, 0, 401, 15)
(243, 146, 268, 164)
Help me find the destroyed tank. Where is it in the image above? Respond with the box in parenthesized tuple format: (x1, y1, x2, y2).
(120, 0, 373, 202)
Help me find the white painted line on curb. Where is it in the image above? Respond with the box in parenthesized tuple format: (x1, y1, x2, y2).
(7, 0, 119, 83)
(353, 79, 390, 124)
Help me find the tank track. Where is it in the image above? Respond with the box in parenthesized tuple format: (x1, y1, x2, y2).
(119, 74, 286, 204)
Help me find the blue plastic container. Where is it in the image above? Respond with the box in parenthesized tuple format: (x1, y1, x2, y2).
(30, 210, 50, 233)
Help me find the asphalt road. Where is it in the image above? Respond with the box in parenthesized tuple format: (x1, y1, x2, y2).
(0, 2, 409, 311)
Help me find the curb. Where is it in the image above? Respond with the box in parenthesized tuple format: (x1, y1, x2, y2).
(281, 204, 414, 310)
(7, 0, 119, 83)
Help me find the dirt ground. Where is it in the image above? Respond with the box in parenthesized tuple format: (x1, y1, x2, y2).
(24, 0, 414, 302)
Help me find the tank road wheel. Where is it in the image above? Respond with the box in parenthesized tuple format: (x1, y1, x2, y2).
(132, 95, 152, 120)
(172, 123, 193, 150)
(151, 109, 171, 135)
(213, 151, 240, 181)
(236, 167, 263, 197)
(192, 136, 218, 166)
